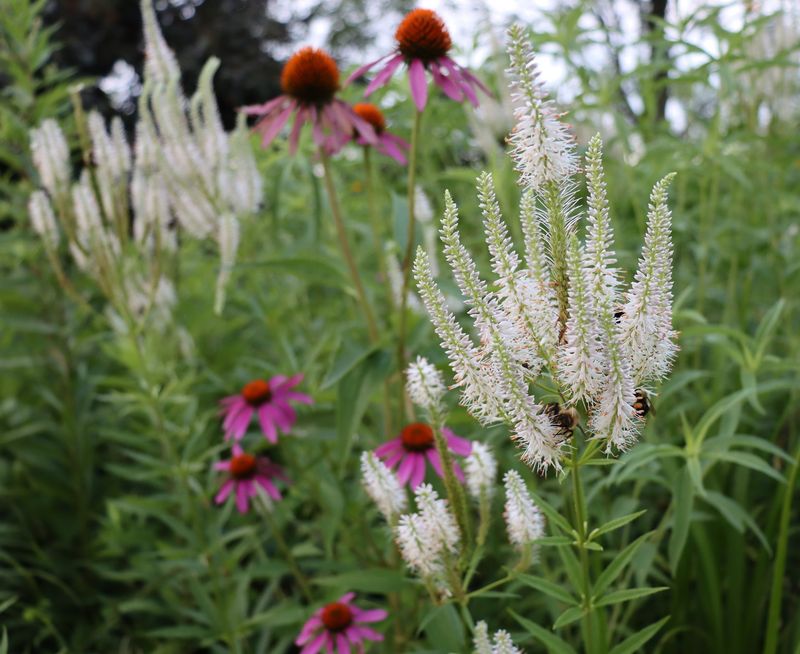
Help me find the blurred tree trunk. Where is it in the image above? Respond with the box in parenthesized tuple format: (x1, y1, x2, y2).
(642, 0, 671, 123)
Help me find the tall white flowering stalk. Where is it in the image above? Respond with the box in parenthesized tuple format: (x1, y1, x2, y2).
(27, 0, 263, 325)
(414, 25, 677, 467)
(406, 356, 447, 418)
(360, 452, 407, 522)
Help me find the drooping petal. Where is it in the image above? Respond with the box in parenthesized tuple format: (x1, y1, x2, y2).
(396, 454, 415, 485)
(256, 476, 282, 501)
(299, 632, 327, 654)
(335, 633, 350, 654)
(365, 54, 404, 95)
(296, 616, 324, 645)
(426, 448, 444, 478)
(410, 454, 427, 489)
(235, 483, 249, 513)
(374, 438, 403, 457)
(430, 61, 464, 101)
(258, 405, 279, 443)
(408, 59, 428, 111)
(384, 449, 405, 469)
(254, 101, 295, 147)
(443, 428, 473, 456)
(285, 391, 314, 404)
(288, 106, 308, 153)
(345, 53, 393, 86)
(352, 608, 389, 623)
(228, 405, 254, 440)
(215, 479, 234, 504)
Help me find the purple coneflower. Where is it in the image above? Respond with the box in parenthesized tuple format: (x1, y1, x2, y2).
(214, 444, 288, 514)
(295, 593, 387, 654)
(347, 8, 490, 111)
(375, 422, 472, 489)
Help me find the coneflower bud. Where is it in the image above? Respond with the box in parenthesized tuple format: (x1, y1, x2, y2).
(360, 452, 407, 521)
(28, 191, 60, 250)
(464, 442, 497, 500)
(406, 356, 447, 417)
(503, 470, 545, 549)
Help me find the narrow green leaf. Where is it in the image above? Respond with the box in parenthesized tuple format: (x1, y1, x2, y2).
(553, 606, 585, 629)
(516, 573, 577, 604)
(594, 531, 653, 598)
(591, 510, 646, 539)
(703, 490, 771, 554)
(594, 586, 668, 607)
(702, 450, 785, 483)
(509, 609, 577, 654)
(669, 468, 694, 573)
(608, 616, 670, 654)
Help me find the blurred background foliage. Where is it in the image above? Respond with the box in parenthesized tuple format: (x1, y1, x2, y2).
(1, 0, 799, 652)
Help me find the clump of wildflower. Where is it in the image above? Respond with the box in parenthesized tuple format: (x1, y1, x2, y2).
(413, 26, 678, 469)
(243, 47, 377, 155)
(503, 470, 545, 550)
(214, 444, 288, 514)
(347, 8, 490, 111)
(360, 451, 407, 521)
(295, 593, 387, 654)
(375, 423, 471, 489)
(395, 484, 460, 591)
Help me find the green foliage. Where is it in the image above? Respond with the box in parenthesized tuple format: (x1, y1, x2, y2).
(1, 1, 799, 653)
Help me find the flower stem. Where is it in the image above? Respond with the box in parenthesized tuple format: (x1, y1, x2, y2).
(397, 109, 423, 372)
(264, 505, 313, 602)
(319, 148, 379, 343)
(432, 421, 471, 548)
(363, 146, 389, 295)
(763, 438, 800, 654)
(571, 450, 601, 654)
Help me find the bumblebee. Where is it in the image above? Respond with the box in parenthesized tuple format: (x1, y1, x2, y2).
(632, 389, 653, 418)
(614, 307, 625, 323)
(544, 402, 579, 440)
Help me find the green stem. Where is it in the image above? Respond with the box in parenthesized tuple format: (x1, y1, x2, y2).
(763, 439, 800, 654)
(432, 421, 471, 548)
(264, 506, 313, 602)
(571, 451, 601, 654)
(397, 109, 423, 375)
(363, 146, 388, 293)
(319, 149, 379, 343)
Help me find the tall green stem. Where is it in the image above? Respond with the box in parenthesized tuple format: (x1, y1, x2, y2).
(363, 146, 388, 293)
(319, 149, 379, 343)
(763, 439, 800, 654)
(397, 109, 423, 373)
(571, 452, 601, 654)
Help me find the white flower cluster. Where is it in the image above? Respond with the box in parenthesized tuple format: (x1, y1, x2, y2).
(464, 441, 497, 500)
(473, 621, 524, 654)
(394, 484, 459, 590)
(360, 452, 407, 521)
(406, 356, 447, 417)
(503, 470, 545, 549)
(27, 0, 263, 322)
(413, 26, 677, 468)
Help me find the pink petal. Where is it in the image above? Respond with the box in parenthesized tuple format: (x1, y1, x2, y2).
(349, 625, 384, 641)
(408, 59, 428, 112)
(345, 53, 392, 86)
(443, 428, 472, 456)
(274, 400, 298, 430)
(365, 54, 405, 96)
(325, 633, 335, 654)
(338, 592, 356, 604)
(426, 448, 444, 478)
(285, 391, 314, 405)
(256, 476, 282, 501)
(254, 102, 295, 147)
(396, 454, 415, 486)
(240, 96, 287, 115)
(384, 449, 405, 469)
(221, 398, 247, 427)
(377, 136, 407, 164)
(299, 632, 327, 654)
(353, 608, 388, 623)
(461, 67, 493, 96)
(289, 107, 309, 153)
(452, 460, 465, 482)
(297, 617, 323, 644)
(213, 461, 231, 472)
(336, 633, 350, 654)
(430, 61, 464, 101)
(262, 404, 290, 433)
(438, 57, 478, 106)
(374, 438, 403, 457)
(228, 406, 254, 440)
(215, 479, 234, 504)
(258, 405, 279, 443)
(235, 483, 249, 513)
(410, 454, 427, 489)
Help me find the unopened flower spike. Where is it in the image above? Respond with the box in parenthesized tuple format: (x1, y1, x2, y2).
(503, 470, 545, 550)
(406, 356, 447, 417)
(347, 8, 490, 111)
(464, 441, 497, 500)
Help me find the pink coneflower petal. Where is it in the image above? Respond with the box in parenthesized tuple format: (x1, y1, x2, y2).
(439, 57, 479, 106)
(275, 401, 298, 428)
(222, 398, 247, 427)
(228, 406, 255, 440)
(345, 53, 393, 86)
(338, 592, 356, 604)
(374, 438, 403, 457)
(299, 632, 327, 654)
(461, 67, 492, 95)
(384, 449, 405, 469)
(257, 476, 282, 501)
(215, 479, 234, 504)
(213, 461, 231, 472)
(430, 61, 464, 101)
(408, 59, 428, 111)
(426, 448, 444, 477)
(410, 454, 427, 488)
(396, 454, 416, 485)
(288, 107, 309, 153)
(258, 406, 279, 443)
(285, 391, 314, 404)
(365, 54, 404, 95)
(235, 483, 249, 513)
(453, 460, 465, 482)
(349, 625, 384, 641)
(255, 101, 296, 147)
(352, 608, 389, 623)
(298, 616, 324, 644)
(241, 96, 286, 115)
(444, 428, 473, 456)
(335, 633, 350, 654)
(378, 135, 407, 164)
